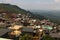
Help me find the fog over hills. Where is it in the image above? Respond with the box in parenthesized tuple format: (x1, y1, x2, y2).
(30, 10, 60, 24)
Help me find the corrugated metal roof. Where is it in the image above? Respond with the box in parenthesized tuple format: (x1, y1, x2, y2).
(22, 28, 34, 33)
(0, 29, 11, 36)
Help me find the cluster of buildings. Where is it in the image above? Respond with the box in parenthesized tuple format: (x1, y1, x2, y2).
(0, 12, 60, 40)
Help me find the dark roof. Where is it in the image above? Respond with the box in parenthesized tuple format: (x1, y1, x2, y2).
(0, 29, 11, 36)
(22, 28, 34, 33)
(50, 33, 60, 38)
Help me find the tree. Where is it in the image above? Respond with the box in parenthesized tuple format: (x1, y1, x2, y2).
(42, 35, 56, 40)
(20, 34, 32, 40)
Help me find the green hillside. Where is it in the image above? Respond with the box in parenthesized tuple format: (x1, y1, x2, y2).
(0, 3, 28, 14)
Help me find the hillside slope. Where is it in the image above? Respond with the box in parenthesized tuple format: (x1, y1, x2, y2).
(0, 3, 45, 20)
(0, 3, 28, 14)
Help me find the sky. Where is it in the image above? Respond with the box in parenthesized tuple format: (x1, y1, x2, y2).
(0, 0, 60, 10)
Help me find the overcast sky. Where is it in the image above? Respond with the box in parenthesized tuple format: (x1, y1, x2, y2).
(0, 0, 60, 10)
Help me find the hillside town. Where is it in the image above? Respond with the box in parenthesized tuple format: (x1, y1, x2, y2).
(0, 12, 60, 40)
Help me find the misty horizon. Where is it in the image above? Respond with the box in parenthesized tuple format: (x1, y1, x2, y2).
(0, 0, 60, 10)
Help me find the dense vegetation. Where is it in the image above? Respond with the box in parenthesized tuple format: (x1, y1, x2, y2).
(42, 35, 60, 40)
(0, 3, 28, 14)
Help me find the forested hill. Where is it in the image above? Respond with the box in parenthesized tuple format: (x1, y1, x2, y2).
(0, 3, 45, 20)
(0, 3, 28, 14)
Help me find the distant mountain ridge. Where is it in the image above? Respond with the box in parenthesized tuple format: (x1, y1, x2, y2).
(31, 10, 60, 24)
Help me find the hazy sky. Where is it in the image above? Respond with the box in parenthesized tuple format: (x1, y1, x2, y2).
(0, 0, 60, 10)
